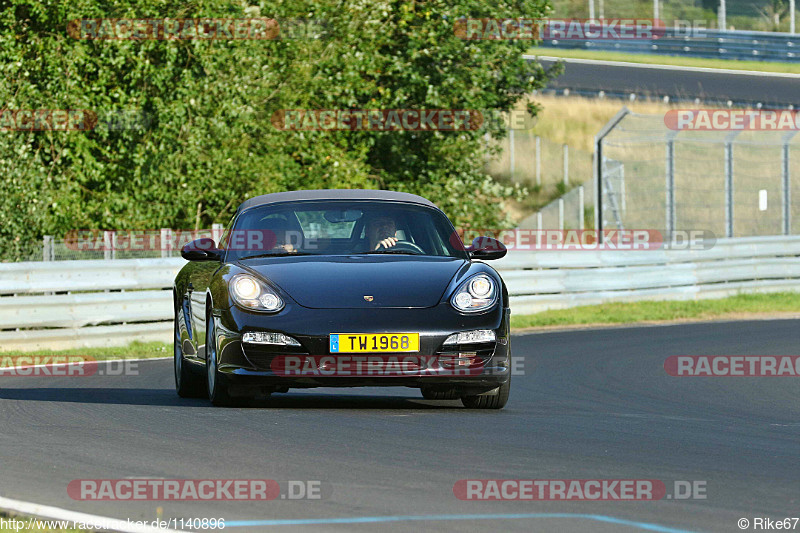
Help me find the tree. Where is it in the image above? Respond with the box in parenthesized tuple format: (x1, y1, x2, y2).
(0, 0, 553, 260)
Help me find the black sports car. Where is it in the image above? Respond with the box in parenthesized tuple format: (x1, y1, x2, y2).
(173, 189, 511, 408)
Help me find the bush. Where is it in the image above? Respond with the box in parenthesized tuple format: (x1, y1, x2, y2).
(0, 0, 553, 260)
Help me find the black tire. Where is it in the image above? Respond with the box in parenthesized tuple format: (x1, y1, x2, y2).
(460, 379, 510, 409)
(206, 313, 235, 407)
(174, 310, 205, 398)
(420, 388, 461, 400)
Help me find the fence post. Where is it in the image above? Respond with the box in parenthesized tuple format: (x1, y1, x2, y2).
(112, 232, 119, 260)
(161, 228, 172, 258)
(103, 231, 114, 261)
(595, 107, 630, 245)
(558, 198, 564, 231)
(665, 138, 676, 243)
(578, 185, 585, 230)
(535, 136, 541, 186)
(536, 212, 543, 248)
(212, 223, 224, 244)
(724, 140, 734, 238)
(42, 235, 53, 261)
(509, 129, 515, 180)
(593, 150, 598, 233)
(562, 144, 569, 186)
(782, 131, 796, 235)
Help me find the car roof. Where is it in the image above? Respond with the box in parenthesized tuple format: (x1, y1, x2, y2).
(236, 189, 439, 213)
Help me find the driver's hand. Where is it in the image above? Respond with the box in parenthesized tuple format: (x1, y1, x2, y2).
(375, 237, 398, 250)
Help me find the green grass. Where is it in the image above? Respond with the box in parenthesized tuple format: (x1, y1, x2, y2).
(529, 47, 800, 74)
(511, 292, 800, 329)
(0, 341, 171, 359)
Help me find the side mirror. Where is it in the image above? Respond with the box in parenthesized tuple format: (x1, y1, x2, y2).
(467, 236, 507, 260)
(181, 238, 223, 261)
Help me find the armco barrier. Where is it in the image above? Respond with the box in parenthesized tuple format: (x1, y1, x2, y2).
(0, 258, 183, 351)
(1, 236, 799, 351)
(540, 26, 800, 63)
(497, 235, 800, 314)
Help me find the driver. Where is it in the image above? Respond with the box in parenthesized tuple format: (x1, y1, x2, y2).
(366, 215, 399, 250)
(260, 217, 297, 253)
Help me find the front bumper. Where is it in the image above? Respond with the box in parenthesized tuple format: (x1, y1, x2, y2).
(211, 302, 511, 393)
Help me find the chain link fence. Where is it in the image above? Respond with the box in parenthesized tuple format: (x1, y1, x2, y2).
(517, 183, 591, 231)
(22, 225, 225, 263)
(487, 129, 595, 229)
(596, 109, 800, 239)
(488, 131, 592, 191)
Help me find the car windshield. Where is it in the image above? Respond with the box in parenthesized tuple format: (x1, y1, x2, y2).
(221, 200, 468, 260)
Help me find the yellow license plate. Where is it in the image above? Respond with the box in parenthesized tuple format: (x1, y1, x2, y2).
(330, 333, 420, 353)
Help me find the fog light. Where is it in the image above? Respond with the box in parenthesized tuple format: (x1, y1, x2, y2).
(438, 352, 484, 370)
(439, 352, 479, 366)
(243, 332, 301, 346)
(443, 329, 496, 346)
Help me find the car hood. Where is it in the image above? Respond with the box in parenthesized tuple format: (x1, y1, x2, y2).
(237, 255, 468, 309)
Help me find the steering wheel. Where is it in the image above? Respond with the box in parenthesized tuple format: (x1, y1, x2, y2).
(378, 240, 425, 254)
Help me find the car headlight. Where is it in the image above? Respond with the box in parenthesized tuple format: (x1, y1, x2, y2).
(450, 274, 498, 313)
(230, 274, 284, 312)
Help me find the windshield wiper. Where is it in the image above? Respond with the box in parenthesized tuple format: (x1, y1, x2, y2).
(237, 251, 313, 260)
(357, 250, 421, 255)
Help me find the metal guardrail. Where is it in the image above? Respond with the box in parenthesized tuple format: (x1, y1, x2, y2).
(497, 235, 800, 314)
(0, 258, 184, 351)
(540, 27, 800, 63)
(2, 236, 799, 350)
(0, 258, 183, 294)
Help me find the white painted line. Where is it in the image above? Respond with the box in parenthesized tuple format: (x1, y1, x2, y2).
(0, 357, 171, 372)
(512, 314, 800, 336)
(0, 495, 181, 533)
(525, 54, 800, 78)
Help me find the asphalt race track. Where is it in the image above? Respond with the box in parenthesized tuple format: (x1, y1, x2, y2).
(535, 57, 800, 107)
(1, 319, 798, 532)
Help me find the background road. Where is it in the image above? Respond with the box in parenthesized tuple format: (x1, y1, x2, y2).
(535, 56, 800, 107)
(1, 320, 798, 532)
